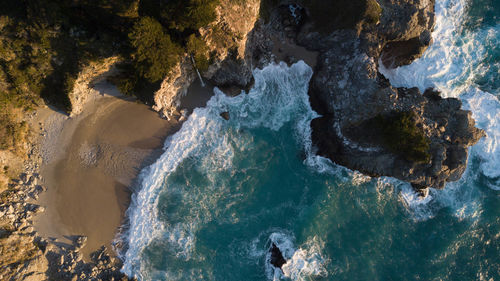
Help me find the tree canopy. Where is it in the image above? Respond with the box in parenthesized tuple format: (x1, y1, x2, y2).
(129, 17, 182, 82)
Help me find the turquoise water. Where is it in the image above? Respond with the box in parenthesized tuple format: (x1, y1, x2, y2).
(122, 0, 499, 280)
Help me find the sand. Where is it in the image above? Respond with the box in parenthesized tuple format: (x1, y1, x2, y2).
(272, 36, 318, 69)
(33, 79, 213, 260)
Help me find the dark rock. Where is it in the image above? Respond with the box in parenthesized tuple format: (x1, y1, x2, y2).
(269, 243, 287, 269)
(210, 58, 253, 90)
(220, 112, 230, 120)
(209, 0, 479, 193)
(381, 33, 431, 68)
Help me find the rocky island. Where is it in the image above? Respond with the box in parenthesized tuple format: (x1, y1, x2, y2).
(0, 0, 486, 280)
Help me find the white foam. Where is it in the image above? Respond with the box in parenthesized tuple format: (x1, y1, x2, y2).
(122, 61, 318, 279)
(461, 88, 500, 189)
(389, 164, 482, 221)
(122, 106, 227, 278)
(265, 232, 328, 281)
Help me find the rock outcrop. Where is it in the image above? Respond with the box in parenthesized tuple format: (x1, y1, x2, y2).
(152, 56, 197, 120)
(152, 0, 261, 119)
(68, 56, 120, 116)
(269, 243, 287, 269)
(0, 171, 131, 281)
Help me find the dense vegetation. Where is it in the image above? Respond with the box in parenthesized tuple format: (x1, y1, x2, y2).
(373, 111, 431, 163)
(0, 0, 219, 156)
(109, 0, 217, 96)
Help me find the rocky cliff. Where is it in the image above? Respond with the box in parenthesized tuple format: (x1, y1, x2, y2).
(68, 56, 120, 116)
(152, 0, 261, 119)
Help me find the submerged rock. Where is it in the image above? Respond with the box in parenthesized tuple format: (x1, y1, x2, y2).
(220, 112, 230, 120)
(270, 243, 287, 269)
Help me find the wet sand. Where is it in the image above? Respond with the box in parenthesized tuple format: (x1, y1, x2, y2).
(33, 79, 214, 260)
(272, 36, 318, 69)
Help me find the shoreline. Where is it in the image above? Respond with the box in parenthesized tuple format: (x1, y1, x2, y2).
(0, 78, 212, 280)
(33, 78, 214, 261)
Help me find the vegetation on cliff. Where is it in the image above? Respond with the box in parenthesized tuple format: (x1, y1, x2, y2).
(0, 0, 220, 153)
(0, 0, 224, 205)
(372, 111, 431, 163)
(129, 17, 183, 83)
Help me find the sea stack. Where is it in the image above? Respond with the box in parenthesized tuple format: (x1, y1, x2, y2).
(270, 243, 287, 269)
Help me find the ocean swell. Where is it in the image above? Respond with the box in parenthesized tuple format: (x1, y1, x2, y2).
(121, 61, 323, 280)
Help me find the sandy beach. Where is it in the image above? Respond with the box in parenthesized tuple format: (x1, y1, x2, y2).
(33, 79, 213, 260)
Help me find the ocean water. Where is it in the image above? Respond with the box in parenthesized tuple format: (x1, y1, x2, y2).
(121, 0, 499, 280)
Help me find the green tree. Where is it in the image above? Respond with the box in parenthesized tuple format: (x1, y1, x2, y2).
(186, 34, 210, 71)
(129, 16, 182, 82)
(161, 0, 219, 32)
(374, 111, 431, 163)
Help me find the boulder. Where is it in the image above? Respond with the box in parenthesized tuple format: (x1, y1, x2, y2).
(269, 243, 287, 269)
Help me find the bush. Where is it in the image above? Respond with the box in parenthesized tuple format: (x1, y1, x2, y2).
(161, 0, 219, 32)
(186, 34, 210, 71)
(129, 17, 183, 82)
(373, 111, 431, 163)
(0, 110, 29, 154)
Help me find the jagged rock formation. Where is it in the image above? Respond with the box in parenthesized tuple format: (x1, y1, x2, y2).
(0, 171, 131, 281)
(69, 56, 120, 116)
(152, 0, 261, 119)
(269, 243, 287, 269)
(152, 55, 197, 120)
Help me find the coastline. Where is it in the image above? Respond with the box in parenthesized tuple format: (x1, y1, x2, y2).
(33, 93, 175, 260)
(31, 27, 316, 271)
(33, 78, 214, 261)
(0, 0, 488, 279)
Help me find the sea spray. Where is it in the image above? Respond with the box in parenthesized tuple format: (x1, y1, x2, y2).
(265, 232, 328, 281)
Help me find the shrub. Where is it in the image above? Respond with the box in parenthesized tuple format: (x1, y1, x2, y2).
(129, 17, 183, 82)
(186, 34, 210, 71)
(0, 110, 29, 154)
(373, 111, 431, 163)
(161, 0, 219, 32)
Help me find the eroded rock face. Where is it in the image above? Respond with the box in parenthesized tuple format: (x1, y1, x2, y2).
(68, 56, 120, 116)
(152, 56, 197, 120)
(152, 0, 482, 191)
(152, 0, 261, 120)
(378, 0, 435, 68)
(311, 87, 484, 190)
